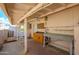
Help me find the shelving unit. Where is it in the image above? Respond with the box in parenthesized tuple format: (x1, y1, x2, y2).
(43, 25, 74, 55)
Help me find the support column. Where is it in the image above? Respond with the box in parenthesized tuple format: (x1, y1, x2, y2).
(16, 24, 19, 40)
(24, 18, 28, 53)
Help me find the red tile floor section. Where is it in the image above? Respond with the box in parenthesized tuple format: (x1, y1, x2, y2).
(26, 39, 69, 55)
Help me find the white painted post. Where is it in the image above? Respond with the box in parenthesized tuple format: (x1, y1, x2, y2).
(16, 24, 19, 40)
(24, 18, 28, 53)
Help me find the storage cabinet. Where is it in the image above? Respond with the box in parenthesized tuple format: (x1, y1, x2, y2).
(33, 32, 44, 44)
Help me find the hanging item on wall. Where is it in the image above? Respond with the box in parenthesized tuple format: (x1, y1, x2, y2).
(45, 16, 48, 21)
(37, 23, 44, 29)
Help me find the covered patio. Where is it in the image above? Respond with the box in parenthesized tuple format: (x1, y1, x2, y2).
(0, 3, 79, 55)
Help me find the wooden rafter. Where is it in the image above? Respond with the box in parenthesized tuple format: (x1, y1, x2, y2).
(40, 3, 78, 18)
(5, 3, 37, 24)
(17, 3, 53, 24)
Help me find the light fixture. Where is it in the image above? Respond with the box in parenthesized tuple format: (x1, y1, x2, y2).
(21, 25, 24, 29)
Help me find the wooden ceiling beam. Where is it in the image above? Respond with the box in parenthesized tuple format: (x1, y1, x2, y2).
(4, 3, 38, 25)
(10, 4, 37, 13)
(17, 3, 53, 24)
(44, 8, 53, 12)
(17, 3, 43, 24)
(40, 3, 78, 18)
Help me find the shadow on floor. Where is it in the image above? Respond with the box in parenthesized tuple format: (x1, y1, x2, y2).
(26, 39, 69, 55)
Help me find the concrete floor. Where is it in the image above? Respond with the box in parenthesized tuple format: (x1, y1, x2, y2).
(26, 39, 69, 55)
(0, 39, 24, 55)
(0, 38, 69, 55)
